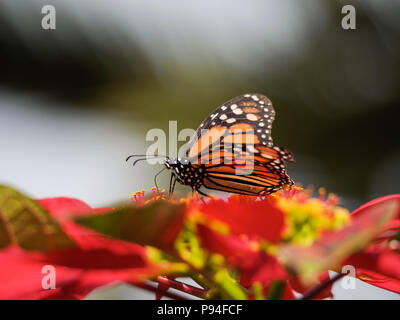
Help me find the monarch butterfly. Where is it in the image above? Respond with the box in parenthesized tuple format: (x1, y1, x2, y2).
(127, 93, 294, 197)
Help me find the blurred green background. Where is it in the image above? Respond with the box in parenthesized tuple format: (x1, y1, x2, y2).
(0, 0, 399, 211)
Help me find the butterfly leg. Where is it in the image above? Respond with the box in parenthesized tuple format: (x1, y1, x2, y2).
(169, 173, 177, 198)
(168, 173, 174, 197)
(196, 188, 211, 198)
(171, 176, 177, 195)
(154, 167, 167, 194)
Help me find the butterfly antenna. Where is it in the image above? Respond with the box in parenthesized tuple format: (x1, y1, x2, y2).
(131, 158, 151, 166)
(126, 154, 168, 167)
(126, 154, 168, 162)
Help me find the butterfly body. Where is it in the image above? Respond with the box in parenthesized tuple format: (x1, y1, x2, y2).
(163, 93, 295, 197)
(164, 157, 203, 190)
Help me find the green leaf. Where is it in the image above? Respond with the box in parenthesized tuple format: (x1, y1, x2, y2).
(0, 185, 75, 251)
(76, 200, 186, 253)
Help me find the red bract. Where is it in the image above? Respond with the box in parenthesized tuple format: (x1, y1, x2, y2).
(239, 253, 288, 289)
(0, 198, 161, 300)
(197, 222, 289, 292)
(351, 194, 400, 240)
(0, 246, 82, 300)
(38, 198, 150, 269)
(197, 223, 259, 269)
(339, 194, 400, 294)
(345, 246, 400, 293)
(197, 195, 285, 243)
(195, 199, 281, 275)
(351, 194, 400, 219)
(203, 229, 332, 299)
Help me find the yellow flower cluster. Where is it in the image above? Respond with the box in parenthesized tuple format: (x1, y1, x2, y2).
(274, 187, 349, 246)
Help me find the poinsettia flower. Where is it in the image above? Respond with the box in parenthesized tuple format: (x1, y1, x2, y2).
(0, 197, 168, 300)
(188, 190, 399, 298)
(195, 210, 332, 299)
(75, 189, 400, 299)
(3, 184, 399, 300)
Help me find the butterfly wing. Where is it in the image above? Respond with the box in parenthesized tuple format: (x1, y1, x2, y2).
(183, 93, 294, 195)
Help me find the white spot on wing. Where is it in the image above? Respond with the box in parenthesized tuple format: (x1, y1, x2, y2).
(247, 145, 258, 153)
(261, 153, 273, 159)
(246, 114, 258, 121)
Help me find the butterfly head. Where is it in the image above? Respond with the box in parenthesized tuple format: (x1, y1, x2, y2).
(164, 157, 177, 168)
(164, 157, 188, 171)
